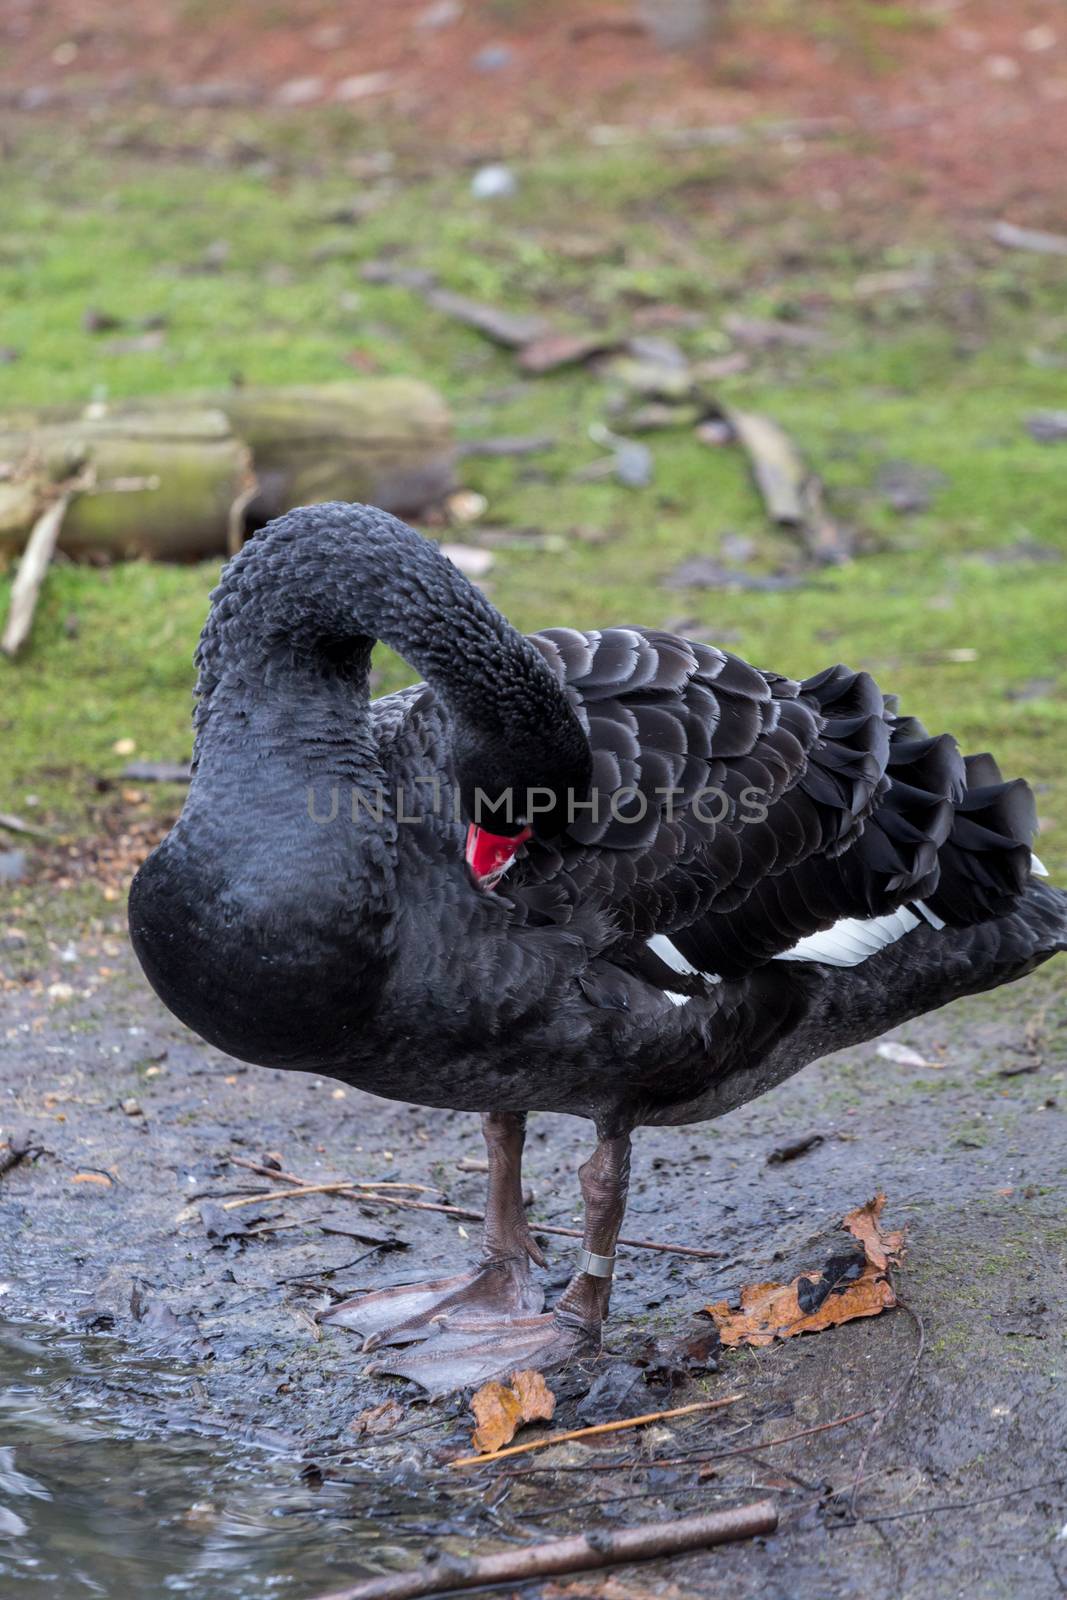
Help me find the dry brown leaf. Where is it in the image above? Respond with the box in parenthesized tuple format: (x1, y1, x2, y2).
(349, 1397, 404, 1437)
(707, 1193, 904, 1348)
(843, 1193, 905, 1273)
(470, 1367, 555, 1454)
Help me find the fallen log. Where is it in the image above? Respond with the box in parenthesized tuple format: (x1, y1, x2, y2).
(222, 381, 454, 530)
(0, 408, 248, 561)
(0, 381, 454, 561)
(303, 1501, 777, 1600)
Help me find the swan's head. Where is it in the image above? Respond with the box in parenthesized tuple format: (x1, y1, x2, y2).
(453, 702, 592, 889)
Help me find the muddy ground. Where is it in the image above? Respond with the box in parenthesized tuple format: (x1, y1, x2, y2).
(2, 901, 1065, 1599)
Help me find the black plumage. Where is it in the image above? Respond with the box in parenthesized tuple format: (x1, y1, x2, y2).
(129, 503, 1066, 1390)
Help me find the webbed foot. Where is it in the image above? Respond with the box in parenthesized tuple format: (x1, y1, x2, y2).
(321, 1254, 544, 1350)
(365, 1309, 596, 1394)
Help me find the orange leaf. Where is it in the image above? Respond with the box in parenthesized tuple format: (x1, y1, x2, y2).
(842, 1192, 905, 1273)
(470, 1368, 555, 1454)
(707, 1194, 904, 1349)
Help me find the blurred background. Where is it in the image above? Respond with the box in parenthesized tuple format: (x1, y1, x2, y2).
(1, 0, 1065, 890)
(2, 7, 1067, 1597)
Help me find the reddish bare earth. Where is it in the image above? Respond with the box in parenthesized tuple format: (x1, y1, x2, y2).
(3, 0, 1067, 222)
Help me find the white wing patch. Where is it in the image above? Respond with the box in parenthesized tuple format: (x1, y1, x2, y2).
(913, 899, 946, 930)
(647, 934, 699, 977)
(647, 935, 722, 1007)
(772, 905, 920, 968)
(653, 856, 1048, 995)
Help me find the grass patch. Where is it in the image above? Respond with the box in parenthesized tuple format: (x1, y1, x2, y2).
(1, 116, 1065, 879)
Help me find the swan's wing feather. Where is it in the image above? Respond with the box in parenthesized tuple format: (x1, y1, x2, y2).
(506, 627, 1036, 982)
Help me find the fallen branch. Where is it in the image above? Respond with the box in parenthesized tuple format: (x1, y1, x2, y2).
(223, 1156, 721, 1258)
(0, 811, 55, 839)
(220, 1181, 437, 1211)
(498, 1406, 875, 1477)
(336, 1193, 724, 1257)
(121, 762, 192, 784)
(449, 1395, 741, 1469)
(235, 1184, 716, 1254)
(847, 1300, 925, 1518)
(836, 1474, 1066, 1530)
(725, 411, 849, 566)
(230, 1158, 425, 1196)
(303, 1499, 776, 1600)
(989, 219, 1067, 257)
(1, 493, 72, 658)
(0, 1129, 42, 1178)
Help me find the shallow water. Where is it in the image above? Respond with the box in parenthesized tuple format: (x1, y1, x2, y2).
(0, 1320, 440, 1600)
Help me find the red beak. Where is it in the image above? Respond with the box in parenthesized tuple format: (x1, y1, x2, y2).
(465, 824, 532, 890)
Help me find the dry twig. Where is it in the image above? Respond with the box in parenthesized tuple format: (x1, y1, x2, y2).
(0, 1130, 42, 1178)
(223, 1157, 721, 1258)
(450, 1395, 741, 1469)
(847, 1301, 926, 1519)
(497, 1407, 875, 1478)
(836, 1475, 1066, 1529)
(221, 1181, 436, 1211)
(0, 811, 55, 839)
(1, 493, 72, 658)
(303, 1499, 776, 1600)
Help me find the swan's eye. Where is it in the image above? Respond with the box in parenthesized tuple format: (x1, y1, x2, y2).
(465, 824, 532, 891)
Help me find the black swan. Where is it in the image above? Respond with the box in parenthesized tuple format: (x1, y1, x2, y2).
(129, 502, 1066, 1391)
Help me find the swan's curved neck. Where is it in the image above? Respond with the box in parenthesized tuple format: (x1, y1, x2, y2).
(193, 502, 592, 835)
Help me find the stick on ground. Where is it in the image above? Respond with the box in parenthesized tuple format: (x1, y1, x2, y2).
(220, 1181, 437, 1210)
(498, 1406, 875, 1478)
(223, 1157, 721, 1258)
(1, 493, 72, 658)
(303, 1499, 777, 1600)
(450, 1394, 741, 1469)
(0, 1130, 42, 1178)
(0, 811, 55, 839)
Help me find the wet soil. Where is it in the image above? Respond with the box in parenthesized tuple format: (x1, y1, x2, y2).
(2, 894, 1065, 1598)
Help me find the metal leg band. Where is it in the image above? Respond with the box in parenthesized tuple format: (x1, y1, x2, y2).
(576, 1248, 616, 1279)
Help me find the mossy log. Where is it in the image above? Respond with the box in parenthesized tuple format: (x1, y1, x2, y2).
(0, 380, 454, 561)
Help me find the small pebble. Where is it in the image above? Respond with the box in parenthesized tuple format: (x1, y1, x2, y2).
(1022, 25, 1056, 52)
(309, 23, 346, 49)
(470, 163, 516, 200)
(0, 851, 26, 884)
(275, 76, 323, 107)
(472, 43, 514, 72)
(417, 0, 463, 26)
(334, 71, 395, 103)
(445, 489, 488, 525)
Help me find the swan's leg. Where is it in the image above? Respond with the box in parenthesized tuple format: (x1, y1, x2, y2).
(367, 1129, 633, 1394)
(551, 1128, 631, 1335)
(321, 1110, 545, 1348)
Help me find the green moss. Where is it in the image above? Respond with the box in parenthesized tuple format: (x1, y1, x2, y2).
(1, 116, 1065, 889)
